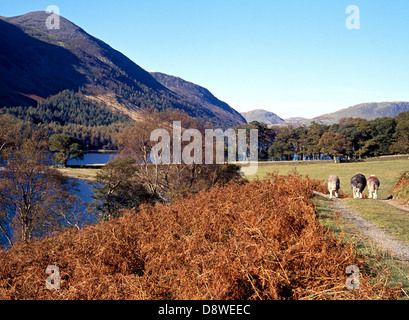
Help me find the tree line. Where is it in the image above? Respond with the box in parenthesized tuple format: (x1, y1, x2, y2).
(240, 110, 409, 161)
(0, 88, 227, 150)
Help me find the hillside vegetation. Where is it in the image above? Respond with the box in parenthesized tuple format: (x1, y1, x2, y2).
(1, 90, 132, 149)
(0, 173, 401, 299)
(314, 102, 409, 124)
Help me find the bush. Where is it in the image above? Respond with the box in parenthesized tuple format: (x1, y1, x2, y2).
(0, 173, 401, 299)
(391, 172, 409, 205)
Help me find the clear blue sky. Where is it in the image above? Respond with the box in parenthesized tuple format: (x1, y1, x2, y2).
(2, 0, 409, 118)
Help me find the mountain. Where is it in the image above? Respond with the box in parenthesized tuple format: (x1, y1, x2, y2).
(0, 11, 245, 128)
(284, 117, 308, 123)
(240, 109, 284, 126)
(313, 102, 409, 124)
(242, 101, 409, 127)
(151, 72, 246, 127)
(284, 117, 315, 126)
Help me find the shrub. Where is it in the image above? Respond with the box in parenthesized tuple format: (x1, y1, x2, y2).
(391, 171, 409, 205)
(0, 173, 401, 299)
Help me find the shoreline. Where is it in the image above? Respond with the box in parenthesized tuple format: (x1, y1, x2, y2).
(57, 168, 99, 181)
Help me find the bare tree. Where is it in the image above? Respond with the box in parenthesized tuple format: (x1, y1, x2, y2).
(91, 156, 157, 221)
(116, 109, 242, 203)
(0, 125, 84, 246)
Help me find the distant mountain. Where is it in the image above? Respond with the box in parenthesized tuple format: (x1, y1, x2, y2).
(313, 102, 409, 124)
(0, 11, 245, 128)
(284, 117, 308, 123)
(151, 72, 246, 127)
(284, 117, 316, 126)
(240, 109, 284, 126)
(242, 102, 409, 127)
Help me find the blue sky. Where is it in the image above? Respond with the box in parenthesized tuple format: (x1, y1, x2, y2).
(2, 1, 409, 118)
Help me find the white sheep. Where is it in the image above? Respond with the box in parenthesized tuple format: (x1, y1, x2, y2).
(367, 175, 380, 199)
(327, 175, 340, 199)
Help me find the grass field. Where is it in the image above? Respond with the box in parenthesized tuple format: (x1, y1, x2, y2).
(246, 159, 409, 199)
(245, 159, 409, 243)
(57, 167, 99, 180)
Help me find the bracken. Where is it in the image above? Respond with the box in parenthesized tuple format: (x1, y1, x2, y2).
(0, 172, 402, 300)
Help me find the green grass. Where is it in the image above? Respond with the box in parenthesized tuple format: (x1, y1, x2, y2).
(344, 198, 409, 246)
(245, 159, 409, 245)
(57, 167, 100, 180)
(247, 159, 409, 199)
(316, 197, 409, 297)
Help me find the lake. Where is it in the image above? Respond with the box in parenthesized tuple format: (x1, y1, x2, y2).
(67, 152, 118, 166)
(0, 152, 118, 247)
(68, 152, 118, 204)
(72, 178, 95, 203)
(68, 152, 119, 224)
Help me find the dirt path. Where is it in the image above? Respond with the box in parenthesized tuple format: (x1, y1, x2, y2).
(313, 191, 409, 264)
(382, 200, 409, 213)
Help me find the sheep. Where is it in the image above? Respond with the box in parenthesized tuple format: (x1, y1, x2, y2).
(367, 175, 380, 199)
(327, 175, 340, 199)
(350, 173, 366, 199)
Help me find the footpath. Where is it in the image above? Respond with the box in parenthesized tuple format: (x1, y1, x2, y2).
(313, 191, 409, 264)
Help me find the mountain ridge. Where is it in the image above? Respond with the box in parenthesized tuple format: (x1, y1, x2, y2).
(313, 101, 409, 124)
(242, 102, 409, 126)
(240, 109, 284, 126)
(151, 72, 246, 126)
(0, 11, 245, 128)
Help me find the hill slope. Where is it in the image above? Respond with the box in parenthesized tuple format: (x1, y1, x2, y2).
(240, 109, 284, 126)
(151, 72, 246, 127)
(242, 102, 409, 127)
(314, 102, 409, 124)
(0, 11, 244, 128)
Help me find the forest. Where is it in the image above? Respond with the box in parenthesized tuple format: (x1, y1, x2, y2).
(0, 90, 133, 150)
(243, 110, 409, 161)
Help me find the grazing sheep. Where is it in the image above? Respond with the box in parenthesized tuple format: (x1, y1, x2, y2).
(327, 175, 340, 199)
(367, 175, 380, 199)
(350, 173, 366, 199)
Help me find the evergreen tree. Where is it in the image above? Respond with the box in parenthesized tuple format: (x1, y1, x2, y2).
(49, 134, 85, 167)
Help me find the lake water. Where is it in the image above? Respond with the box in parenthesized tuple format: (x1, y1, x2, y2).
(67, 152, 118, 166)
(68, 152, 118, 202)
(68, 152, 118, 220)
(72, 178, 95, 203)
(70, 178, 100, 226)
(0, 152, 117, 247)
